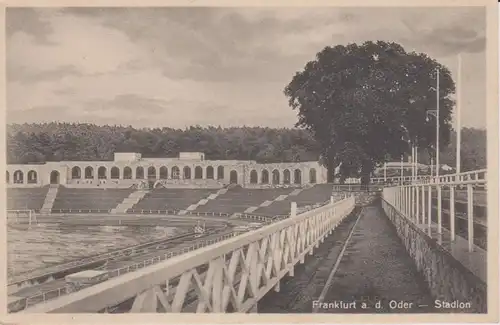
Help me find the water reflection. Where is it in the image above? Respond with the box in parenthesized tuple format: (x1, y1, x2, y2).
(7, 224, 180, 277)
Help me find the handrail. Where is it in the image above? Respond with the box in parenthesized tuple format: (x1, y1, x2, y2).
(371, 168, 487, 185)
(381, 171, 487, 252)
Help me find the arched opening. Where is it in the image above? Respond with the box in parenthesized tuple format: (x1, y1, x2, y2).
(261, 170, 269, 184)
(50, 170, 60, 184)
(272, 169, 280, 185)
(230, 170, 238, 184)
(72, 166, 81, 179)
(309, 168, 317, 184)
(294, 169, 302, 184)
(183, 166, 192, 179)
(13, 170, 24, 184)
(206, 166, 214, 179)
(6, 171, 9, 184)
(111, 167, 120, 179)
(98, 166, 107, 179)
(124, 167, 132, 179)
(84, 166, 94, 179)
(217, 166, 224, 180)
(172, 166, 180, 179)
(136, 166, 144, 179)
(27, 170, 37, 184)
(148, 166, 156, 179)
(250, 170, 258, 184)
(159, 166, 168, 179)
(283, 169, 291, 184)
(194, 166, 203, 179)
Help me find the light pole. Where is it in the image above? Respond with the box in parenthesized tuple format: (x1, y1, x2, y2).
(400, 155, 404, 185)
(415, 146, 418, 178)
(425, 68, 441, 178)
(411, 145, 415, 180)
(456, 54, 462, 175)
(400, 125, 412, 184)
(426, 109, 439, 178)
(383, 162, 387, 183)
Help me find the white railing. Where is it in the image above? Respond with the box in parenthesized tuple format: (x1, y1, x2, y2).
(381, 169, 487, 252)
(21, 195, 355, 313)
(371, 175, 430, 184)
(371, 169, 487, 186)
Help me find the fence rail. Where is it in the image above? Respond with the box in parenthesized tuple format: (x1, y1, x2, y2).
(371, 169, 487, 186)
(332, 184, 384, 192)
(21, 195, 355, 313)
(381, 170, 487, 252)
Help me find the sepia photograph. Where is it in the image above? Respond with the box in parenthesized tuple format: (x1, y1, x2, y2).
(1, 1, 498, 323)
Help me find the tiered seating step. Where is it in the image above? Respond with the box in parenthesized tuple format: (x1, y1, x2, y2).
(51, 188, 134, 213)
(127, 188, 214, 214)
(7, 188, 49, 212)
(194, 186, 295, 215)
(253, 184, 334, 216)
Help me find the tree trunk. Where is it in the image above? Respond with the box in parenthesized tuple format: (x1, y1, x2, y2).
(327, 165, 335, 183)
(360, 160, 374, 185)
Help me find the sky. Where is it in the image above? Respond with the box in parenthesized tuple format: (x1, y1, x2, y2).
(6, 6, 487, 129)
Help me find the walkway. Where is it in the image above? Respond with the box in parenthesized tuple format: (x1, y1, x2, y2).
(259, 203, 437, 313)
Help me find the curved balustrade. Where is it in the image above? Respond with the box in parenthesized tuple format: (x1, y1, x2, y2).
(21, 195, 355, 313)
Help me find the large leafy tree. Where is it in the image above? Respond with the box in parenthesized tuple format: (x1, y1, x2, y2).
(284, 41, 455, 183)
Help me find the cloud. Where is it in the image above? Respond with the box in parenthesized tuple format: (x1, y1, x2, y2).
(8, 65, 82, 83)
(6, 7, 487, 129)
(6, 8, 54, 45)
(7, 11, 148, 78)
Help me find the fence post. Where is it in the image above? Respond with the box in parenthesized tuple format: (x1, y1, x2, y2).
(413, 185, 420, 225)
(420, 185, 425, 225)
(450, 185, 456, 241)
(404, 186, 408, 216)
(437, 183, 442, 234)
(427, 185, 432, 233)
(467, 184, 474, 252)
(410, 186, 414, 220)
(290, 202, 297, 218)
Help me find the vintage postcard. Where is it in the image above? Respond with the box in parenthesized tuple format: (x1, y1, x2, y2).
(0, 0, 498, 324)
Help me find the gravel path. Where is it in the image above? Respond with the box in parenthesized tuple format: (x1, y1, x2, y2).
(259, 203, 438, 313)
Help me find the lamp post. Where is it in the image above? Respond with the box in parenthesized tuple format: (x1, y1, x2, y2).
(400, 125, 412, 184)
(426, 108, 439, 178)
(383, 162, 387, 183)
(415, 146, 418, 178)
(400, 155, 404, 185)
(456, 54, 462, 175)
(411, 146, 415, 182)
(425, 68, 440, 178)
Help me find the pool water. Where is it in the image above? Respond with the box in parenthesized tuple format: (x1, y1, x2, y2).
(7, 224, 180, 277)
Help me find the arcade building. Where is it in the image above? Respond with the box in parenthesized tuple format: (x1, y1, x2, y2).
(6, 152, 327, 189)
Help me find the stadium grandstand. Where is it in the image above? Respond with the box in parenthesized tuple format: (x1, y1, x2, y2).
(7, 151, 336, 218)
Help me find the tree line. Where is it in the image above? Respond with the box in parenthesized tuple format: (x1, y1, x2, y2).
(6, 122, 485, 174)
(6, 123, 321, 164)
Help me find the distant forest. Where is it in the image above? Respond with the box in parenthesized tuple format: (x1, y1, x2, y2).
(6, 123, 486, 172)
